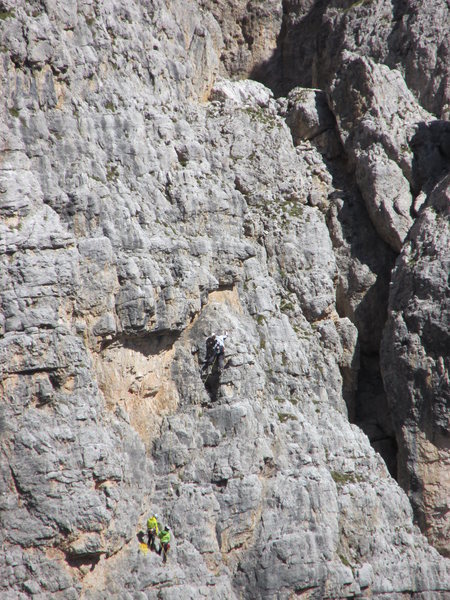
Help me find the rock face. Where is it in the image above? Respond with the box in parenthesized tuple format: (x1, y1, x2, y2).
(199, 0, 283, 83)
(381, 176, 450, 557)
(328, 52, 430, 252)
(278, 0, 450, 119)
(0, 1, 449, 599)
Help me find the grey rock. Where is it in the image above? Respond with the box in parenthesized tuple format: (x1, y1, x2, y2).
(199, 0, 283, 82)
(355, 147, 413, 252)
(210, 77, 275, 110)
(285, 87, 334, 142)
(284, 87, 342, 159)
(276, 0, 450, 119)
(356, 562, 373, 589)
(381, 174, 450, 556)
(328, 53, 431, 251)
(0, 1, 449, 599)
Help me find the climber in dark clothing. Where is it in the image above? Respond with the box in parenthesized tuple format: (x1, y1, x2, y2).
(202, 332, 228, 373)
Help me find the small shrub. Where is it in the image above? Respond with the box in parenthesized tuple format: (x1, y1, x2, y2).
(278, 412, 297, 423)
(280, 300, 294, 313)
(331, 471, 364, 485)
(106, 165, 119, 181)
(256, 314, 266, 326)
(0, 10, 15, 20)
(339, 553, 351, 567)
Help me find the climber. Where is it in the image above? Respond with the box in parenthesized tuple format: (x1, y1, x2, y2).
(202, 331, 228, 373)
(146, 513, 160, 551)
(213, 332, 228, 360)
(158, 525, 171, 564)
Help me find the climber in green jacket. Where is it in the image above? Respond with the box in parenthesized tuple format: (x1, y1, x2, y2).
(146, 514, 160, 551)
(158, 526, 171, 563)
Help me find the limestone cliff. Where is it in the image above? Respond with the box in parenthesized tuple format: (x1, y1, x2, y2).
(0, 1, 449, 599)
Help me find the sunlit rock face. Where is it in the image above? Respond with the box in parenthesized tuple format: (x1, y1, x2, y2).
(0, 1, 449, 598)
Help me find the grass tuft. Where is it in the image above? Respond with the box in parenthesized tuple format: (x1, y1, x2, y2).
(0, 10, 15, 20)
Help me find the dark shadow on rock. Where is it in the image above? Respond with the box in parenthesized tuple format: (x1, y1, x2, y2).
(324, 166, 398, 479)
(354, 352, 398, 478)
(203, 359, 231, 404)
(0, 411, 7, 437)
(327, 174, 396, 350)
(248, 0, 331, 97)
(410, 120, 450, 195)
(386, 1, 449, 118)
(137, 530, 146, 544)
(204, 365, 221, 403)
(385, 1, 415, 67)
(65, 552, 101, 572)
(100, 330, 181, 356)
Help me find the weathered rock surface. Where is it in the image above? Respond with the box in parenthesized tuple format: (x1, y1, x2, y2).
(0, 1, 449, 599)
(199, 0, 283, 83)
(381, 175, 450, 557)
(328, 52, 431, 252)
(253, 1, 450, 539)
(277, 0, 450, 120)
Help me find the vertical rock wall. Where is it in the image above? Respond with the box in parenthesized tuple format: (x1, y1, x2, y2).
(381, 177, 450, 556)
(0, 0, 449, 598)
